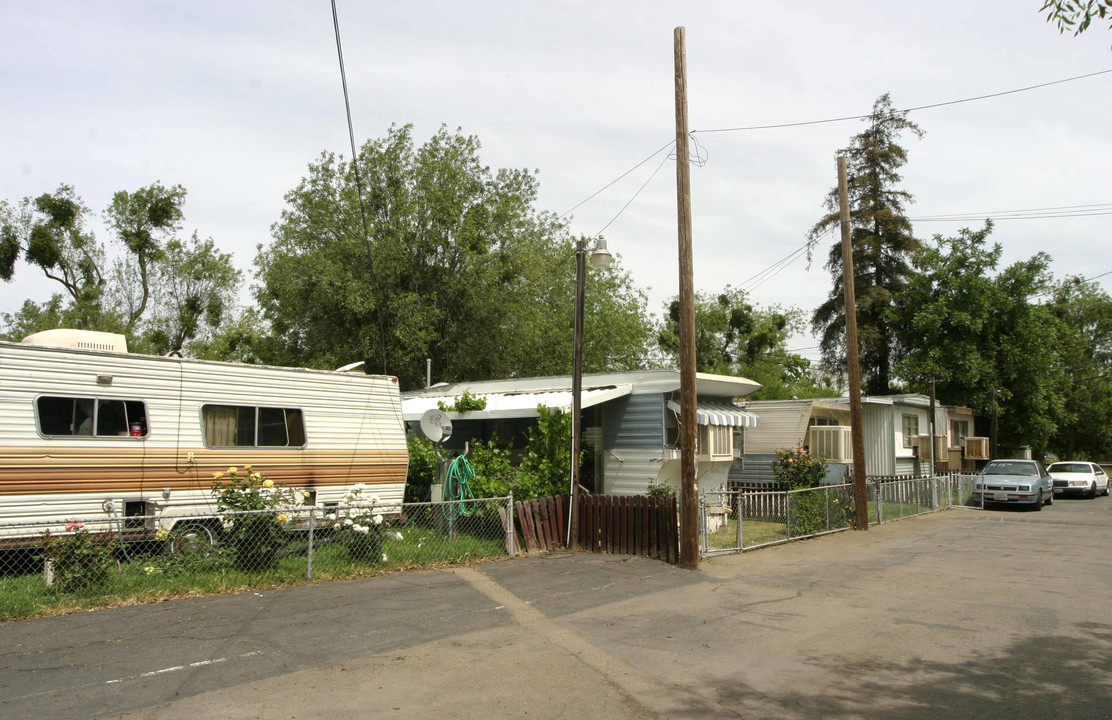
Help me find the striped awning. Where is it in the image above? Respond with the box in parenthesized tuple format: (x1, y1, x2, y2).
(667, 400, 760, 427)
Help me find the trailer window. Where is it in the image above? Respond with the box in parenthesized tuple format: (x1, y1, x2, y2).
(202, 404, 306, 448)
(36, 397, 148, 437)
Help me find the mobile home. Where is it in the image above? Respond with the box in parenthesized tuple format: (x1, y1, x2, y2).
(0, 330, 408, 548)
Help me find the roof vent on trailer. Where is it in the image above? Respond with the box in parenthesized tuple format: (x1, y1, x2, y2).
(21, 329, 128, 353)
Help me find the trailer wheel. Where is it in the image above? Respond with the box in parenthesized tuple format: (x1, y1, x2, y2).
(170, 523, 218, 556)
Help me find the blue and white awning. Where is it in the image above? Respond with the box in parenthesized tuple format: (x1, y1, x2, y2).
(667, 400, 760, 427)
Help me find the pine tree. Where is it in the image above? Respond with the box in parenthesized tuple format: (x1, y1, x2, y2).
(808, 93, 923, 395)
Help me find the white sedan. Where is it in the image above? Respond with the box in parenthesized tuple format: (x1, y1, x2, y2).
(1047, 461, 1110, 499)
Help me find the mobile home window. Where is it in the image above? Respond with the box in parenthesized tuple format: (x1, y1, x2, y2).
(697, 424, 733, 458)
(951, 419, 970, 445)
(202, 404, 306, 447)
(902, 414, 919, 448)
(36, 396, 149, 437)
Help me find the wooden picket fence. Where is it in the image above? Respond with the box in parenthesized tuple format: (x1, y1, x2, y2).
(513, 493, 678, 564)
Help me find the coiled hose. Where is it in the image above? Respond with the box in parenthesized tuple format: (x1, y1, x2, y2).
(444, 454, 476, 517)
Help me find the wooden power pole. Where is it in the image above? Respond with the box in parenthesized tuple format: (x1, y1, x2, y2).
(838, 155, 869, 531)
(674, 26, 699, 569)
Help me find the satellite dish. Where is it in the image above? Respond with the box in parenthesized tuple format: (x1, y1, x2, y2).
(419, 409, 453, 443)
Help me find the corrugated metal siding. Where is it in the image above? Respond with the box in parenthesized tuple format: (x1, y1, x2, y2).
(601, 448, 667, 496)
(894, 457, 919, 475)
(863, 404, 894, 475)
(732, 454, 777, 484)
(602, 393, 664, 449)
(742, 403, 810, 454)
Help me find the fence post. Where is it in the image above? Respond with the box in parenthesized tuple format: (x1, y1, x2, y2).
(306, 507, 315, 581)
(735, 491, 743, 550)
(508, 492, 516, 558)
(698, 491, 707, 557)
(786, 489, 792, 539)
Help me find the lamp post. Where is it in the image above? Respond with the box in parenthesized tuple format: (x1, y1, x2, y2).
(567, 236, 613, 549)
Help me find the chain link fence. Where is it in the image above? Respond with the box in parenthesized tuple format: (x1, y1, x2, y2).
(702, 474, 980, 556)
(0, 496, 514, 619)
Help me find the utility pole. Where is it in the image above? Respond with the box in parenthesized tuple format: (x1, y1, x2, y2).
(929, 378, 937, 475)
(837, 155, 868, 531)
(674, 26, 699, 569)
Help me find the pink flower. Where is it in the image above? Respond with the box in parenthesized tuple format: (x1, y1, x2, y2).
(65, 518, 84, 532)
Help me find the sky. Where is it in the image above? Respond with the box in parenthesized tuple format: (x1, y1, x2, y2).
(3, 1, 1110, 367)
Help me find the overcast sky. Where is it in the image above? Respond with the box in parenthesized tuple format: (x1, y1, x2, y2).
(3, 1, 1110, 365)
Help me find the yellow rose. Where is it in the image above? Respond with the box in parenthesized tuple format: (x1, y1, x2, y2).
(303, 491, 311, 498)
(212, 471, 223, 479)
(277, 513, 288, 523)
(244, 464, 253, 471)
(228, 466, 238, 475)
(262, 479, 274, 488)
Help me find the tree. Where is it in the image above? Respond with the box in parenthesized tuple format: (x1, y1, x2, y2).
(133, 233, 241, 355)
(104, 182, 186, 330)
(656, 286, 835, 399)
(891, 223, 1068, 457)
(1040, 1, 1112, 34)
(1046, 276, 1112, 459)
(257, 124, 653, 388)
(1, 186, 108, 328)
(809, 94, 923, 395)
(0, 183, 241, 356)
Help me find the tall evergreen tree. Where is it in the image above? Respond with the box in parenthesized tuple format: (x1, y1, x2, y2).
(808, 93, 923, 395)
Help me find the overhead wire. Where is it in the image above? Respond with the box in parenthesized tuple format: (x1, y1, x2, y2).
(593, 148, 674, 237)
(560, 139, 675, 219)
(692, 68, 1112, 135)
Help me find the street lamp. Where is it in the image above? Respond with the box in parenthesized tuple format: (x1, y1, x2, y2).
(567, 236, 613, 549)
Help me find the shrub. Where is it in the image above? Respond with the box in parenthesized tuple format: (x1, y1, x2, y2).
(327, 484, 387, 563)
(406, 434, 437, 502)
(647, 480, 677, 499)
(41, 523, 118, 594)
(213, 465, 301, 571)
(773, 448, 832, 536)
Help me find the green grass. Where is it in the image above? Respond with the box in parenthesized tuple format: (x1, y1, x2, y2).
(0, 528, 508, 621)
(706, 518, 789, 549)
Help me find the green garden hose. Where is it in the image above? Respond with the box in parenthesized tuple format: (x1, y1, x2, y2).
(444, 455, 477, 517)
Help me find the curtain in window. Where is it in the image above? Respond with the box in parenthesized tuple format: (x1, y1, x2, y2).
(204, 405, 238, 446)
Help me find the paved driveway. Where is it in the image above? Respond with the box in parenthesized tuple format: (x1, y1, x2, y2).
(3, 497, 1112, 719)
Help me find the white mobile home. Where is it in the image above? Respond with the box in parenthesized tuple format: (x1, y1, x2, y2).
(740, 394, 978, 483)
(0, 330, 408, 547)
(402, 369, 760, 497)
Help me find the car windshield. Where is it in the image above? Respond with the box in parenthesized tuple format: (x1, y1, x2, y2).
(1048, 463, 1090, 473)
(983, 462, 1038, 476)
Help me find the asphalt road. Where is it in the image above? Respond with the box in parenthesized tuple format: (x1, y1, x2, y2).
(3, 495, 1111, 719)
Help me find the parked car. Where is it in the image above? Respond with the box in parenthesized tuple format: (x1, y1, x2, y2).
(1047, 461, 1110, 499)
(973, 459, 1053, 510)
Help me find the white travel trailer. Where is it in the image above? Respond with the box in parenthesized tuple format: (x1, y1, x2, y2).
(0, 330, 408, 549)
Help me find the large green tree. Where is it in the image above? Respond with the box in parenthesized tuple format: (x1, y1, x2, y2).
(809, 94, 923, 395)
(656, 286, 835, 399)
(257, 124, 653, 389)
(1046, 276, 1112, 459)
(0, 183, 240, 356)
(892, 223, 1068, 457)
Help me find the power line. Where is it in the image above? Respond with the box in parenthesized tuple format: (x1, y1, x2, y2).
(594, 149, 673, 237)
(560, 139, 675, 219)
(911, 207, 1112, 222)
(692, 69, 1112, 135)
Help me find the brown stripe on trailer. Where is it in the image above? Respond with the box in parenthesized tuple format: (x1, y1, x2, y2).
(0, 446, 408, 494)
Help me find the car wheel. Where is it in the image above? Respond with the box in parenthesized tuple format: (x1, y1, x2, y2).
(170, 523, 218, 555)
(1045, 492, 1052, 506)
(1089, 483, 1097, 499)
(1033, 491, 1044, 511)
(1103, 484, 1110, 497)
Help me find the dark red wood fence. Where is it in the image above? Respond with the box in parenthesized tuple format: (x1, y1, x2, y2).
(514, 494, 678, 564)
